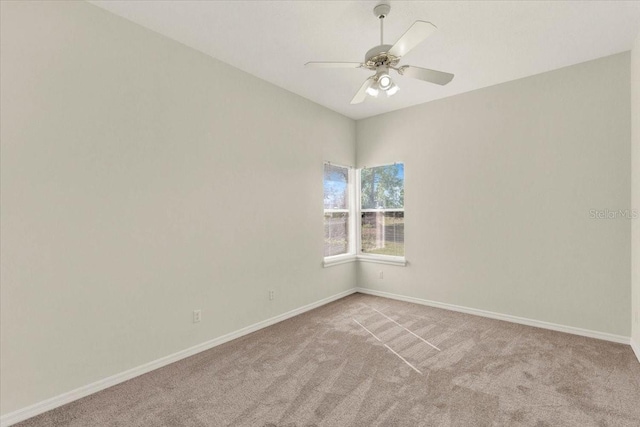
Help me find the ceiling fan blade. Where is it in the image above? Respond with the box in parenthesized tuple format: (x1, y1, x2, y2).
(350, 78, 373, 104)
(388, 21, 437, 58)
(399, 65, 454, 86)
(305, 62, 363, 68)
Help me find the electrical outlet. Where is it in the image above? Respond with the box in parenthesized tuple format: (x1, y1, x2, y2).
(379, 271, 384, 279)
(193, 309, 201, 323)
(269, 290, 275, 301)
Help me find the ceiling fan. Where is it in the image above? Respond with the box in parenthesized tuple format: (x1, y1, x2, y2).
(305, 3, 454, 104)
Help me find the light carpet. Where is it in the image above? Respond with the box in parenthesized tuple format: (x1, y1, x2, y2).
(15, 293, 640, 426)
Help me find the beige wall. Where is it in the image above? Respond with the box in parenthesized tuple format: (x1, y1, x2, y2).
(0, 1, 355, 415)
(357, 53, 631, 337)
(632, 32, 640, 350)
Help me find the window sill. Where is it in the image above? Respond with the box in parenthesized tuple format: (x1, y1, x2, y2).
(323, 254, 357, 268)
(323, 254, 407, 268)
(356, 255, 407, 267)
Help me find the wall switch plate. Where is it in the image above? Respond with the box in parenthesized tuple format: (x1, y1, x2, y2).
(193, 309, 201, 323)
(269, 290, 275, 301)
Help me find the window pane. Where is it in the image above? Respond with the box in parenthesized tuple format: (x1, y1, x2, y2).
(361, 164, 404, 210)
(324, 212, 349, 256)
(324, 164, 349, 210)
(361, 212, 404, 256)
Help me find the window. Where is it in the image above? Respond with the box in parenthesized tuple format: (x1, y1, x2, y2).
(360, 163, 404, 258)
(323, 161, 405, 267)
(323, 163, 351, 257)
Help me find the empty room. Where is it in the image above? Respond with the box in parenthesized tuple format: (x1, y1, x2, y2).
(2, 0, 640, 426)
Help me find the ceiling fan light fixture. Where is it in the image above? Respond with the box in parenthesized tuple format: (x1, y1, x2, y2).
(365, 85, 380, 97)
(386, 82, 399, 96)
(373, 68, 398, 97)
(378, 74, 392, 90)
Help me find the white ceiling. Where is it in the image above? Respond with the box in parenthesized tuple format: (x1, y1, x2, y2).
(89, 0, 640, 120)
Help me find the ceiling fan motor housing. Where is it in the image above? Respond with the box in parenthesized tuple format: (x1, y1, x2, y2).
(365, 44, 400, 69)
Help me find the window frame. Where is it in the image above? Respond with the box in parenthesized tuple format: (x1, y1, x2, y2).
(356, 164, 407, 267)
(323, 162, 357, 267)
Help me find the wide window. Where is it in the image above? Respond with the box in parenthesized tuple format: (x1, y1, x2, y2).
(360, 163, 404, 258)
(323, 163, 351, 257)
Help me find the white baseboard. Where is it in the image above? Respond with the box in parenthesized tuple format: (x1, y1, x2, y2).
(632, 338, 640, 363)
(355, 288, 630, 345)
(0, 288, 357, 427)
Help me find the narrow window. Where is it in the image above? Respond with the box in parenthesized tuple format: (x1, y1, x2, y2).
(360, 163, 404, 257)
(323, 163, 351, 257)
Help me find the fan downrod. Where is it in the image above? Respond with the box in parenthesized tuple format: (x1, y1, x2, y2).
(365, 3, 397, 69)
